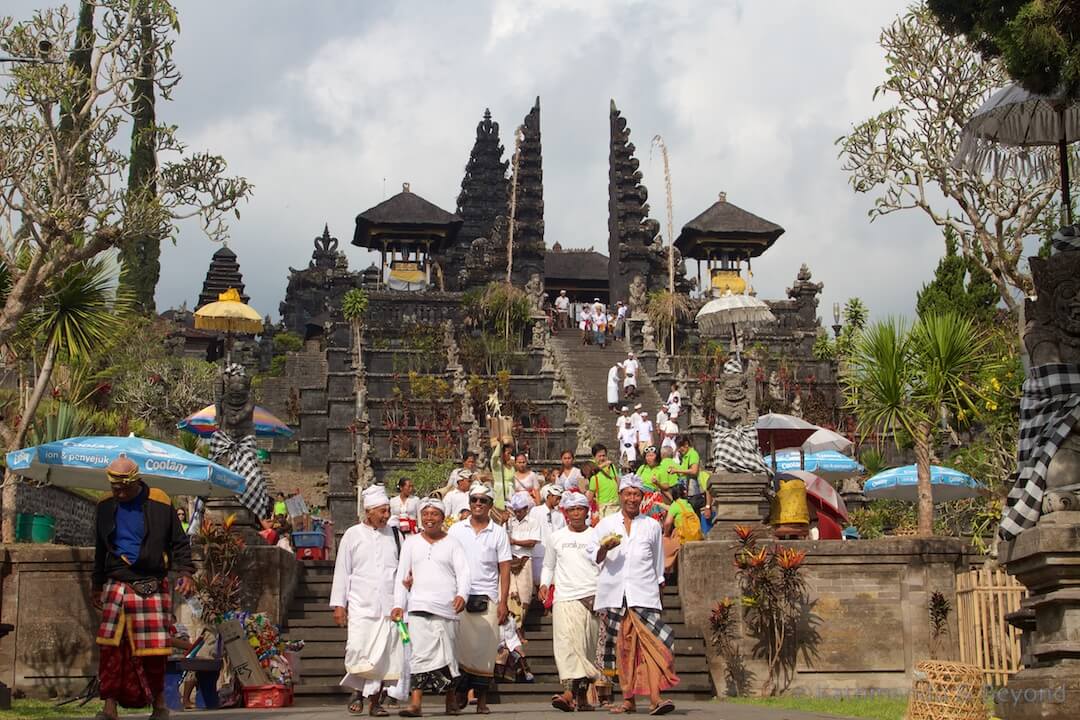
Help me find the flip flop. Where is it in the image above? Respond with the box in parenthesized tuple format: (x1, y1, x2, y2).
(399, 708, 423, 718)
(576, 703, 596, 712)
(349, 692, 365, 716)
(649, 701, 675, 716)
(551, 695, 574, 713)
(610, 701, 637, 714)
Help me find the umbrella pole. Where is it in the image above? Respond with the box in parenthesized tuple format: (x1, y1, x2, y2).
(1060, 106, 1073, 226)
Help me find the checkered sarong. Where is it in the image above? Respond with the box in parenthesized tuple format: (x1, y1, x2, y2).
(712, 421, 770, 475)
(999, 363, 1080, 542)
(96, 579, 172, 655)
(210, 430, 271, 519)
(601, 606, 675, 674)
(723, 356, 743, 375)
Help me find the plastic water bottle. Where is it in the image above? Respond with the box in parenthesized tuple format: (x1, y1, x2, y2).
(186, 595, 203, 619)
(395, 619, 410, 645)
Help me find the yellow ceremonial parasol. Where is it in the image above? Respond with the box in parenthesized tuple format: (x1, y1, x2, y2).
(194, 288, 263, 361)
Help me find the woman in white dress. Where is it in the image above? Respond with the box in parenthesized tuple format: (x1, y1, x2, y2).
(512, 452, 542, 505)
(606, 365, 620, 411)
(556, 450, 585, 493)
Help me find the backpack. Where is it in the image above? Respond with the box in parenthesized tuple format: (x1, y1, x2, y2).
(674, 502, 704, 543)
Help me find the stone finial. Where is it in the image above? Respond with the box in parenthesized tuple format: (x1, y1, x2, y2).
(718, 191, 727, 203)
(402, 182, 411, 193)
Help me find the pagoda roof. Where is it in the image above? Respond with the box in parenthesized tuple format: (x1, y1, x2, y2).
(675, 193, 784, 259)
(545, 248, 608, 281)
(353, 183, 463, 251)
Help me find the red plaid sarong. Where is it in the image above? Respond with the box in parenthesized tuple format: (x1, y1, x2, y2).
(96, 579, 172, 656)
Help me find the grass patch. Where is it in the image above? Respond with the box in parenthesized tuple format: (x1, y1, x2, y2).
(0, 699, 139, 719)
(726, 695, 910, 720)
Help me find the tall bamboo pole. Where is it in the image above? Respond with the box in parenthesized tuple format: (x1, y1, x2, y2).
(506, 126, 524, 342)
(652, 135, 676, 355)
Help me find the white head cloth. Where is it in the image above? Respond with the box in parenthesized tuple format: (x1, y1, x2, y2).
(560, 493, 589, 510)
(362, 485, 390, 509)
(509, 491, 534, 511)
(618, 474, 644, 492)
(468, 483, 494, 499)
(418, 497, 445, 515)
(540, 484, 564, 501)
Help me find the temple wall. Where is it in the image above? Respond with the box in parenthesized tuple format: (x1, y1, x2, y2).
(680, 537, 970, 695)
(13, 484, 95, 546)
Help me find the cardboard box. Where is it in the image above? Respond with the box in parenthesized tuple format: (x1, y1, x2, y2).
(218, 620, 270, 687)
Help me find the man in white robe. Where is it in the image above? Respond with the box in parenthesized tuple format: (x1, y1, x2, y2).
(447, 483, 511, 713)
(331, 485, 403, 716)
(621, 353, 640, 399)
(392, 498, 470, 716)
(606, 365, 621, 411)
(540, 492, 601, 711)
(618, 420, 638, 470)
(528, 484, 566, 584)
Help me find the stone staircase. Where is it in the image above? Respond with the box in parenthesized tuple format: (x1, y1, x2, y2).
(548, 335, 666, 455)
(286, 560, 713, 705)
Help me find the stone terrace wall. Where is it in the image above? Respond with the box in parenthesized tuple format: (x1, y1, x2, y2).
(680, 537, 970, 694)
(0, 545, 298, 698)
(14, 484, 95, 546)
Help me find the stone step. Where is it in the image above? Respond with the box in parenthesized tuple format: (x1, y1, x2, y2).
(289, 593, 685, 615)
(293, 680, 716, 702)
(294, 655, 707, 677)
(290, 636, 708, 660)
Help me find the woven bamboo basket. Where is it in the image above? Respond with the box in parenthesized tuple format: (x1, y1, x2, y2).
(906, 660, 988, 720)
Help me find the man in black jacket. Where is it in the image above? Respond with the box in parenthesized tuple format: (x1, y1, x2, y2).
(92, 455, 194, 720)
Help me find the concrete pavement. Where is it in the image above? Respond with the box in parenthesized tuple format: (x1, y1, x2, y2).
(72, 700, 858, 720)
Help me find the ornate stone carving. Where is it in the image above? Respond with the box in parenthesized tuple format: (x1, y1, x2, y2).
(714, 362, 757, 428)
(281, 224, 362, 338)
(1023, 243, 1080, 516)
(216, 364, 255, 438)
(641, 318, 658, 352)
(628, 275, 648, 319)
(531, 318, 547, 349)
(540, 345, 555, 375)
(790, 390, 803, 419)
(690, 386, 707, 427)
(511, 98, 546, 287)
(656, 350, 671, 375)
(444, 109, 510, 290)
(525, 273, 545, 314)
(768, 371, 783, 401)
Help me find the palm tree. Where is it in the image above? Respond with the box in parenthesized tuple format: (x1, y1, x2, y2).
(843, 313, 990, 536)
(2, 259, 130, 541)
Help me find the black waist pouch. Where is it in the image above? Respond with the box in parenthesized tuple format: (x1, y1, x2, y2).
(466, 594, 490, 613)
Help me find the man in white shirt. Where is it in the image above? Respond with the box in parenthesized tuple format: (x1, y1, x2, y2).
(392, 497, 471, 716)
(656, 405, 669, 431)
(555, 290, 570, 329)
(540, 493, 601, 712)
(617, 419, 638, 470)
(447, 484, 511, 713)
(637, 411, 654, 453)
(666, 384, 682, 423)
(614, 405, 632, 434)
(593, 475, 678, 715)
(607, 365, 621, 412)
(528, 484, 566, 584)
(442, 469, 474, 522)
(331, 486, 403, 717)
(621, 353, 640, 399)
(389, 478, 420, 534)
(506, 492, 541, 634)
(440, 451, 478, 496)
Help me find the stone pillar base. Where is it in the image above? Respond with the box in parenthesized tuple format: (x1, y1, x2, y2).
(993, 664, 1079, 720)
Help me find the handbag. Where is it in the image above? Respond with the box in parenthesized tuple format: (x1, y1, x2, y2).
(129, 578, 162, 598)
(465, 594, 490, 614)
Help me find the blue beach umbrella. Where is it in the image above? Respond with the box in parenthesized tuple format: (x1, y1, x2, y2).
(863, 465, 985, 503)
(761, 449, 864, 481)
(5, 435, 247, 498)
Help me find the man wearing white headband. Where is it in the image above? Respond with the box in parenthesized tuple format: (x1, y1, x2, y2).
(505, 492, 541, 647)
(529, 484, 566, 584)
(443, 469, 474, 522)
(393, 497, 471, 716)
(332, 484, 403, 716)
(447, 483, 511, 713)
(593, 474, 678, 715)
(541, 491, 601, 711)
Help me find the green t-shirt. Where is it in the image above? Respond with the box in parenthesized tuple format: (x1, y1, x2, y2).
(668, 497, 695, 524)
(589, 464, 620, 506)
(636, 463, 673, 492)
(273, 500, 288, 518)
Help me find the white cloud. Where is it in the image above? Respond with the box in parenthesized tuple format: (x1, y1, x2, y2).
(139, 0, 940, 322)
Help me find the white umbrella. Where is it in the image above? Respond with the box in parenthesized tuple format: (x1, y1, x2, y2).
(696, 290, 776, 338)
(956, 84, 1080, 223)
(802, 428, 853, 454)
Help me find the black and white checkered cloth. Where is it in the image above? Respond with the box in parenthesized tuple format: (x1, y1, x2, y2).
(723, 355, 743, 375)
(601, 605, 675, 674)
(712, 420, 770, 475)
(210, 430, 271, 519)
(999, 363, 1080, 542)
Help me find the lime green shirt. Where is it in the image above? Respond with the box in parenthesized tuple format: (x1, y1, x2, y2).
(636, 463, 673, 492)
(273, 500, 288, 518)
(680, 447, 700, 474)
(668, 498, 695, 525)
(589, 464, 620, 506)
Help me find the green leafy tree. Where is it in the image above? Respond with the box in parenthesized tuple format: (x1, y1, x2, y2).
(838, 3, 1058, 310)
(916, 228, 999, 323)
(928, 0, 1080, 99)
(835, 298, 869, 359)
(843, 313, 992, 536)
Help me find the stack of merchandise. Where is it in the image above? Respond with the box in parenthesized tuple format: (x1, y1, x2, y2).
(219, 610, 304, 707)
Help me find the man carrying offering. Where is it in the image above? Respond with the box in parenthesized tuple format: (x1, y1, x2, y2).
(593, 475, 679, 715)
(506, 491, 542, 635)
(447, 484, 512, 713)
(93, 456, 195, 720)
(540, 493, 602, 712)
(443, 469, 475, 522)
(392, 497, 471, 717)
(331, 485, 403, 716)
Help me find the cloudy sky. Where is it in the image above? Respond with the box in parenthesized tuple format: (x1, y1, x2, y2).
(11, 0, 946, 322)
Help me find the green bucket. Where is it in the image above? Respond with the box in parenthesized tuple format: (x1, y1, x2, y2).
(30, 514, 55, 544)
(256, 448, 270, 462)
(15, 513, 32, 543)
